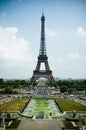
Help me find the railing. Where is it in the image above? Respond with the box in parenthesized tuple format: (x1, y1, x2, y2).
(34, 70, 52, 75)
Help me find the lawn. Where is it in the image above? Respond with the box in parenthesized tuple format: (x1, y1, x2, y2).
(55, 98, 86, 111)
(0, 97, 86, 112)
(0, 98, 29, 111)
(63, 120, 78, 129)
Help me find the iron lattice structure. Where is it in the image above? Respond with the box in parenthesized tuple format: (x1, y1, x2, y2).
(29, 13, 55, 86)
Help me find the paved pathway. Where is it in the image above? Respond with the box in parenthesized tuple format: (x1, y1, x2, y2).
(17, 119, 64, 130)
(0, 97, 13, 105)
(73, 98, 86, 106)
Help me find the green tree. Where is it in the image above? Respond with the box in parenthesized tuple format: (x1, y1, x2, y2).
(60, 85, 68, 93)
(0, 78, 5, 88)
(68, 88, 73, 94)
(4, 86, 13, 94)
(0, 79, 4, 84)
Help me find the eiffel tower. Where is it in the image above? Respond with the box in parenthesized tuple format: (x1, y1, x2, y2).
(30, 13, 55, 86)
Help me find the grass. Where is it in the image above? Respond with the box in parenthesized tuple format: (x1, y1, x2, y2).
(55, 98, 86, 111)
(5, 119, 21, 129)
(10, 119, 21, 128)
(0, 97, 86, 112)
(0, 98, 29, 111)
(63, 120, 78, 129)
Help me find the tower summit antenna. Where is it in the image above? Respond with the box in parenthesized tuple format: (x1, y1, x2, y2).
(42, 9, 44, 15)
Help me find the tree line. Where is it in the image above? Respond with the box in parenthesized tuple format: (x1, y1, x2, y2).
(0, 78, 86, 94)
(56, 79, 86, 94)
(0, 79, 29, 94)
(46, 79, 86, 94)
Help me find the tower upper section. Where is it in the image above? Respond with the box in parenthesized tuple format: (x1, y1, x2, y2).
(39, 13, 47, 56)
(41, 12, 45, 21)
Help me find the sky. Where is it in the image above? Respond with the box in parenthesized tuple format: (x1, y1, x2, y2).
(0, 0, 86, 79)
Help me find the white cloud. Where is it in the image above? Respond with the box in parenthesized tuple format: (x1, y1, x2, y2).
(0, 26, 34, 67)
(68, 52, 80, 60)
(46, 29, 58, 38)
(76, 26, 86, 37)
(58, 58, 63, 64)
(52, 53, 86, 79)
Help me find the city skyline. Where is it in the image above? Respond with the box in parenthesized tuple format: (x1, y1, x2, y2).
(0, 0, 86, 79)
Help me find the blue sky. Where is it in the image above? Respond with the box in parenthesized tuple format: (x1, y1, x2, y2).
(0, 0, 86, 79)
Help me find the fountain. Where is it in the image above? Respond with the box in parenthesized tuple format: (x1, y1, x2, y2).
(22, 99, 64, 119)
